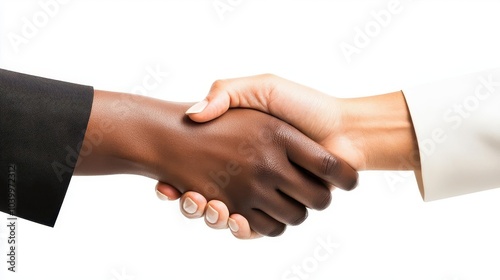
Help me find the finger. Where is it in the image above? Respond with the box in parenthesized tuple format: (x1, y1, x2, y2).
(246, 209, 286, 237)
(204, 200, 230, 229)
(255, 190, 309, 226)
(229, 214, 263, 240)
(186, 75, 273, 123)
(278, 164, 333, 211)
(179, 192, 207, 219)
(155, 181, 181, 200)
(283, 128, 359, 191)
(185, 81, 232, 122)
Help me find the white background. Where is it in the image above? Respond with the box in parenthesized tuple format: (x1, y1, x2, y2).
(1, 0, 500, 279)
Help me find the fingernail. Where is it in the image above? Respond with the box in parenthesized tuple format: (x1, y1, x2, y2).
(185, 100, 208, 114)
(156, 190, 170, 201)
(206, 205, 219, 224)
(228, 218, 239, 232)
(182, 197, 198, 214)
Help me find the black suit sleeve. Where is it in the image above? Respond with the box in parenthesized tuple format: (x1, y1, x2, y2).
(0, 68, 94, 227)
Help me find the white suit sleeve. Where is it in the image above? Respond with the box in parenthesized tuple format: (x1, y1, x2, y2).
(402, 68, 500, 201)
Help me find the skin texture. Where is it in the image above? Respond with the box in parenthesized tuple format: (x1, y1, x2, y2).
(74, 89, 358, 236)
(157, 74, 420, 239)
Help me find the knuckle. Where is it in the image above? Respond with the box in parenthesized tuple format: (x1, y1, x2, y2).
(270, 123, 293, 148)
(259, 73, 277, 80)
(252, 158, 280, 180)
(262, 114, 283, 130)
(210, 79, 227, 92)
(322, 154, 340, 177)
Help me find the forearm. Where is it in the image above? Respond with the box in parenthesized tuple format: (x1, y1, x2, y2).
(337, 91, 420, 171)
(74, 89, 188, 179)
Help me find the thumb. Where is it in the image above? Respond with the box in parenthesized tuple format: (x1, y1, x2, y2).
(155, 181, 182, 201)
(185, 87, 231, 123)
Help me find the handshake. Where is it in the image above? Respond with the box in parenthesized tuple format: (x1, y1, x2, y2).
(76, 74, 419, 239)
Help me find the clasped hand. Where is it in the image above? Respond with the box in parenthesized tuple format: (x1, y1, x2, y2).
(155, 74, 417, 239)
(78, 89, 358, 238)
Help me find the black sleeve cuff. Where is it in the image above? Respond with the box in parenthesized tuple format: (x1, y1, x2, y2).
(0, 68, 94, 227)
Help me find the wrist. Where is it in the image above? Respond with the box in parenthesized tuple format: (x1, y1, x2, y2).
(76, 90, 159, 176)
(337, 91, 420, 170)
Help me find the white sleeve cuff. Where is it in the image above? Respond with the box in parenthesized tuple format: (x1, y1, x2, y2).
(402, 68, 500, 201)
